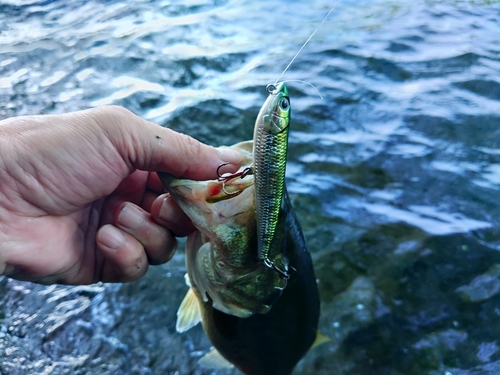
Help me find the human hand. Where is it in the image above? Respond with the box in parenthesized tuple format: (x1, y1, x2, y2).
(0, 106, 242, 284)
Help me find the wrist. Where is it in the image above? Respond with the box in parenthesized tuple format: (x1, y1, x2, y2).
(0, 118, 20, 277)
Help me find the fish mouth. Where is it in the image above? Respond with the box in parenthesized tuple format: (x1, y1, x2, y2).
(158, 140, 255, 233)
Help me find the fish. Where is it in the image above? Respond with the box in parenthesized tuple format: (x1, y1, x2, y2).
(158, 83, 327, 375)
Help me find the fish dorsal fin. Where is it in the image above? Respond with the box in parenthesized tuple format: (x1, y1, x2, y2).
(176, 287, 202, 333)
(311, 330, 331, 349)
(199, 347, 234, 369)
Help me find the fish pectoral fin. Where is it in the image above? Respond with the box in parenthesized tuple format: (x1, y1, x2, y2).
(183, 273, 192, 287)
(176, 287, 202, 333)
(199, 347, 234, 369)
(311, 330, 331, 349)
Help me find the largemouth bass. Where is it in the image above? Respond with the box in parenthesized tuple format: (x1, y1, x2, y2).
(158, 84, 325, 375)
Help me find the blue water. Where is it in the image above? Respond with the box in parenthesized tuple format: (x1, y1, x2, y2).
(1, 1, 500, 374)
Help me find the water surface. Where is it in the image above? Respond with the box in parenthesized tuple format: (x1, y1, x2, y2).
(1, 1, 500, 374)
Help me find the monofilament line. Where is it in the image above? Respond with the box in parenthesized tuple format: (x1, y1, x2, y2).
(274, 0, 343, 84)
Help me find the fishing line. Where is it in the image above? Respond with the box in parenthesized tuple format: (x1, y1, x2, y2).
(273, 0, 343, 86)
(282, 79, 323, 99)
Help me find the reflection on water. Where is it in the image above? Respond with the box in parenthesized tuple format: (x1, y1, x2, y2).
(1, 0, 500, 374)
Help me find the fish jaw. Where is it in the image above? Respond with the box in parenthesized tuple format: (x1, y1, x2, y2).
(158, 141, 254, 235)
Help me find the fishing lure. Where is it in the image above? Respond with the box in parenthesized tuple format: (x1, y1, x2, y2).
(252, 82, 292, 278)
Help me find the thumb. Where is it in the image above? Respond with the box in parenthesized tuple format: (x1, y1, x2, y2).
(98, 106, 243, 180)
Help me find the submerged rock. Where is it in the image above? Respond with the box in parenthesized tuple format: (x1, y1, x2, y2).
(456, 264, 500, 303)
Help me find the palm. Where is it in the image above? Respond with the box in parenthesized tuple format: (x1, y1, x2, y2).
(6, 161, 150, 284)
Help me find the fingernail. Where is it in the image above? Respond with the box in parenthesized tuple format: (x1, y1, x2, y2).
(158, 196, 176, 223)
(117, 204, 145, 230)
(99, 226, 125, 250)
(218, 146, 244, 165)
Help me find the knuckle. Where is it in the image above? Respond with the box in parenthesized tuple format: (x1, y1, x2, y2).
(175, 133, 204, 176)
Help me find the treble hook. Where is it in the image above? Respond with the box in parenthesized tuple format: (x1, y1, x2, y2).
(216, 163, 254, 196)
(216, 162, 230, 179)
(263, 258, 296, 288)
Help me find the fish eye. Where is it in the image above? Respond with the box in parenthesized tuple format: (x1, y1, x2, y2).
(279, 98, 290, 111)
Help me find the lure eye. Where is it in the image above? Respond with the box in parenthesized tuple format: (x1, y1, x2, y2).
(279, 97, 290, 111)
